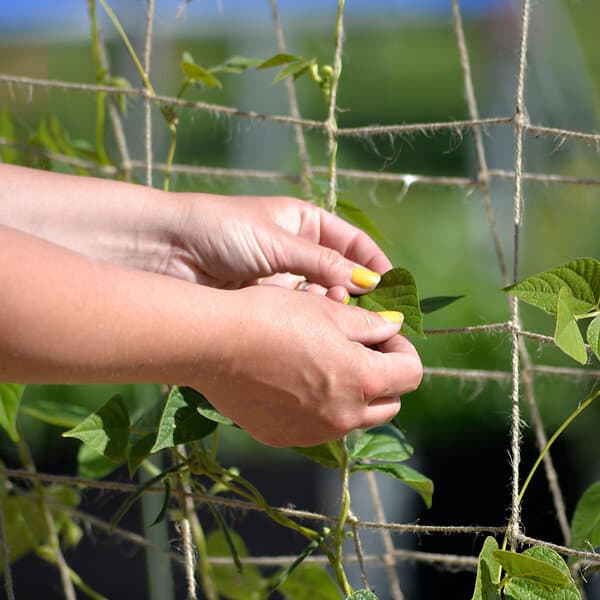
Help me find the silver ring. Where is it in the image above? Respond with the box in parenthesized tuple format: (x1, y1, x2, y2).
(295, 280, 311, 292)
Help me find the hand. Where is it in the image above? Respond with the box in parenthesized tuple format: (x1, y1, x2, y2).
(166, 193, 392, 300)
(190, 286, 423, 447)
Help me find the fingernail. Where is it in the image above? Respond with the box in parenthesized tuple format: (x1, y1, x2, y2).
(342, 290, 350, 305)
(377, 311, 404, 325)
(351, 267, 380, 289)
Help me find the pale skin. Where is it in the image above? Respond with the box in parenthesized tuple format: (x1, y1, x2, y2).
(0, 164, 423, 447)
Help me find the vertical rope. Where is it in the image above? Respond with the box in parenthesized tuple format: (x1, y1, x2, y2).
(326, 0, 345, 212)
(349, 512, 370, 591)
(452, 0, 570, 542)
(268, 0, 313, 198)
(0, 503, 16, 600)
(366, 471, 405, 600)
(180, 513, 198, 600)
(143, 0, 154, 188)
(508, 0, 532, 551)
(450, 0, 508, 284)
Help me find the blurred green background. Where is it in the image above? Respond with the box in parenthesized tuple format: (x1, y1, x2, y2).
(0, 1, 599, 598)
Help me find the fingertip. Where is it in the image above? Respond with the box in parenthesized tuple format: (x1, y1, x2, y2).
(326, 286, 350, 304)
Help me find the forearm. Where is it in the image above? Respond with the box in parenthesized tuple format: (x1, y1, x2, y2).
(0, 164, 183, 273)
(0, 225, 224, 385)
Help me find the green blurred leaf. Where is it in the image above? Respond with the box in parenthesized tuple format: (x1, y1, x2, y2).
(569, 481, 600, 563)
(268, 538, 322, 595)
(77, 443, 119, 479)
(356, 267, 425, 338)
(471, 536, 501, 600)
(0, 110, 19, 163)
(20, 389, 99, 429)
(494, 549, 569, 589)
(280, 564, 341, 600)
(207, 529, 267, 600)
(258, 53, 302, 69)
(419, 295, 464, 314)
(0, 383, 24, 442)
(336, 199, 384, 241)
(288, 442, 343, 469)
(350, 425, 413, 462)
(274, 60, 312, 83)
(63, 394, 130, 463)
(501, 547, 579, 599)
(503, 258, 600, 315)
(211, 56, 262, 74)
(151, 386, 217, 453)
(181, 52, 222, 88)
(346, 591, 379, 600)
(587, 315, 600, 361)
(554, 287, 588, 364)
(351, 462, 433, 508)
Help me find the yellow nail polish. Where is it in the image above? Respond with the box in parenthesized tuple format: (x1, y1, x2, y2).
(352, 267, 381, 289)
(342, 290, 350, 305)
(377, 311, 404, 326)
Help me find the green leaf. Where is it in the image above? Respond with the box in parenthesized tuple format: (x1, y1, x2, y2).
(63, 394, 130, 463)
(207, 529, 267, 600)
(181, 52, 222, 88)
(0, 485, 80, 574)
(280, 564, 341, 600)
(336, 199, 385, 241)
(288, 442, 343, 469)
(211, 56, 262, 74)
(471, 536, 501, 600)
(503, 258, 600, 315)
(268, 538, 322, 594)
(356, 267, 425, 338)
(351, 462, 433, 508)
(258, 53, 303, 69)
(554, 287, 588, 364)
(0, 383, 24, 442)
(419, 295, 464, 314)
(587, 315, 600, 361)
(181, 387, 234, 426)
(346, 591, 379, 600)
(77, 443, 119, 480)
(273, 60, 311, 83)
(569, 481, 600, 563)
(127, 397, 166, 476)
(494, 549, 569, 589)
(501, 547, 580, 600)
(151, 386, 217, 453)
(350, 425, 413, 462)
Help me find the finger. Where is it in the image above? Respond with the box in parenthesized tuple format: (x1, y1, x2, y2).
(358, 337, 423, 400)
(360, 397, 401, 429)
(325, 285, 350, 304)
(332, 303, 403, 346)
(275, 232, 386, 295)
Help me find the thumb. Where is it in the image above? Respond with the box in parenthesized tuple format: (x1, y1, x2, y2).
(332, 303, 404, 346)
(276, 232, 383, 294)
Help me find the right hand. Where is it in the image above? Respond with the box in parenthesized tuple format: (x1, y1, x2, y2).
(192, 285, 423, 447)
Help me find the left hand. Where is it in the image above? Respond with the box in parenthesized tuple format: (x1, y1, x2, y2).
(164, 192, 392, 299)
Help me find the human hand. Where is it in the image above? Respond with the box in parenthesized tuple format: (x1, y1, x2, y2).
(189, 285, 422, 447)
(165, 193, 392, 301)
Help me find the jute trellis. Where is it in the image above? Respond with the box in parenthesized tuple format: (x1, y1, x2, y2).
(0, 1, 599, 598)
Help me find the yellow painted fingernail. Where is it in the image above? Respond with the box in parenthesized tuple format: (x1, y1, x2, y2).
(351, 267, 381, 289)
(377, 311, 404, 326)
(342, 290, 350, 304)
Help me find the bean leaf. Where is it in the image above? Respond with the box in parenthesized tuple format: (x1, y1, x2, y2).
(337, 199, 385, 241)
(554, 287, 588, 364)
(356, 267, 425, 338)
(569, 481, 600, 564)
(258, 53, 302, 69)
(471, 536, 501, 600)
(494, 549, 569, 589)
(346, 591, 379, 600)
(419, 295, 464, 314)
(351, 462, 433, 508)
(587, 315, 600, 362)
(181, 52, 222, 88)
(151, 386, 217, 453)
(63, 394, 130, 463)
(503, 258, 600, 316)
(289, 442, 343, 469)
(351, 425, 413, 462)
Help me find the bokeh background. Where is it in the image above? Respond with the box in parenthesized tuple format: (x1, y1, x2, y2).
(1, 0, 599, 598)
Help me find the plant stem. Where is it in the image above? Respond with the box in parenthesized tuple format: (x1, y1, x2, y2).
(500, 388, 600, 555)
